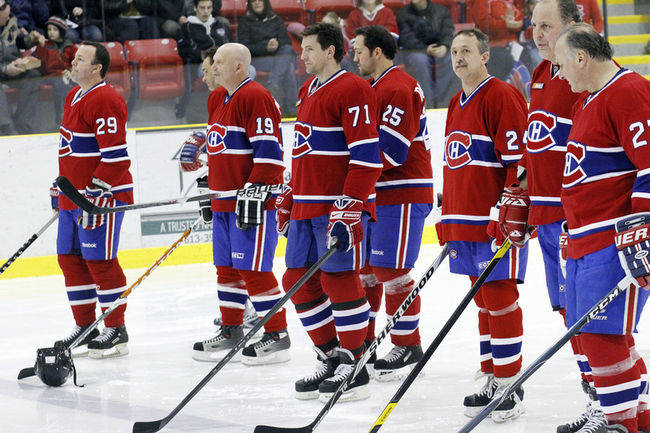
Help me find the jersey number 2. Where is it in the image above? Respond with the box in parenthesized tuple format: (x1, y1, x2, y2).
(630, 120, 650, 148)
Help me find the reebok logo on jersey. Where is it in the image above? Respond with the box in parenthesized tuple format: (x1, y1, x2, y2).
(82, 242, 97, 248)
(231, 252, 244, 259)
(371, 249, 384, 256)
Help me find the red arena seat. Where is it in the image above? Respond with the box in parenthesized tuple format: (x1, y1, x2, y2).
(304, 0, 355, 23)
(101, 41, 131, 101)
(124, 39, 184, 100)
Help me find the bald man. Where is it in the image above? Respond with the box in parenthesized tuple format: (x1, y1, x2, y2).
(180, 42, 292, 365)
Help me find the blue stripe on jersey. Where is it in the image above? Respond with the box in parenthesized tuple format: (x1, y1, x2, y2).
(252, 138, 283, 162)
(97, 290, 122, 305)
(491, 341, 522, 360)
(101, 148, 128, 160)
(569, 223, 615, 240)
(68, 136, 99, 154)
(598, 387, 640, 410)
(443, 134, 501, 166)
(300, 304, 334, 327)
(293, 196, 377, 204)
(578, 149, 635, 181)
(66, 288, 97, 301)
(530, 199, 563, 207)
(223, 131, 251, 150)
(350, 140, 381, 165)
(218, 290, 248, 305)
(375, 181, 433, 190)
(440, 217, 490, 226)
(633, 171, 650, 195)
(379, 127, 409, 165)
(480, 340, 492, 356)
(295, 129, 348, 155)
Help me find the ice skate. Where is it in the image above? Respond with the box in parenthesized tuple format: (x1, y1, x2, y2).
(241, 329, 291, 365)
(192, 325, 244, 362)
(87, 326, 129, 359)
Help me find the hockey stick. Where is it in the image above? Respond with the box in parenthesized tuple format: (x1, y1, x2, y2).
(132, 244, 339, 433)
(254, 244, 450, 433)
(17, 217, 203, 381)
(1, 212, 58, 276)
(367, 239, 513, 433)
(56, 176, 285, 215)
(458, 276, 632, 433)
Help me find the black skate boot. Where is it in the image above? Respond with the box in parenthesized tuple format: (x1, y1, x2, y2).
(242, 329, 291, 366)
(295, 347, 339, 400)
(491, 375, 525, 422)
(374, 344, 423, 382)
(318, 348, 370, 403)
(213, 302, 261, 332)
(192, 325, 244, 362)
(87, 326, 129, 359)
(464, 373, 497, 417)
(54, 324, 100, 356)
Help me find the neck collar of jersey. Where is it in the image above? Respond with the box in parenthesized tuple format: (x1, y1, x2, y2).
(71, 81, 106, 106)
(371, 65, 397, 87)
(225, 78, 252, 103)
(308, 69, 346, 96)
(460, 75, 493, 108)
(584, 68, 628, 108)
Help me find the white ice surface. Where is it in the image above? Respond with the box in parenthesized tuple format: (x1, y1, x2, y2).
(2, 241, 649, 433)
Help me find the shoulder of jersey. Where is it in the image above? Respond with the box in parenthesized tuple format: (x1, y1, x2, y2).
(240, 80, 272, 100)
(340, 71, 373, 89)
(532, 60, 550, 82)
(487, 76, 526, 101)
(383, 67, 418, 90)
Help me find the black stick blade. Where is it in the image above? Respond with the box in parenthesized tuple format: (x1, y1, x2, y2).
(132, 419, 168, 433)
(55, 176, 96, 213)
(17, 367, 35, 380)
(254, 425, 313, 433)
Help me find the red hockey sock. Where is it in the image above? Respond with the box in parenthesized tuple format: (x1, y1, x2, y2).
(360, 264, 382, 341)
(86, 258, 127, 327)
(478, 279, 522, 378)
(471, 276, 493, 374)
(286, 267, 337, 351)
(58, 254, 97, 326)
(374, 266, 420, 347)
(216, 266, 246, 326)
(238, 270, 286, 333)
(628, 335, 650, 430)
(560, 308, 593, 383)
(582, 333, 640, 432)
(322, 270, 369, 359)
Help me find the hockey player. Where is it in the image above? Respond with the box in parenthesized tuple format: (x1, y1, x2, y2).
(275, 23, 382, 402)
(437, 29, 529, 422)
(351, 25, 432, 381)
(555, 23, 650, 433)
(179, 43, 291, 365)
(496, 1, 603, 431)
(52, 42, 132, 359)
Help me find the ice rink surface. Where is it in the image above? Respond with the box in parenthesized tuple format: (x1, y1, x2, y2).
(2, 241, 649, 433)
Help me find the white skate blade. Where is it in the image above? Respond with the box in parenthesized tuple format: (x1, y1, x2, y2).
(192, 349, 241, 363)
(367, 364, 376, 380)
(241, 350, 290, 366)
(295, 390, 319, 400)
(374, 365, 423, 382)
(88, 343, 129, 359)
(319, 384, 370, 403)
(491, 404, 525, 423)
(464, 406, 490, 418)
(70, 345, 89, 358)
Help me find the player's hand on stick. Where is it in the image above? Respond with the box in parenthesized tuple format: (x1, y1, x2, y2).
(50, 181, 59, 212)
(275, 184, 292, 236)
(327, 197, 364, 252)
(559, 221, 568, 278)
(196, 176, 212, 223)
(179, 131, 206, 172)
(235, 183, 272, 230)
(78, 178, 113, 230)
(494, 186, 535, 248)
(615, 213, 650, 290)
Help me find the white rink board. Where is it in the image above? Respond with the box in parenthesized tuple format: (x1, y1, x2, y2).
(0, 110, 447, 258)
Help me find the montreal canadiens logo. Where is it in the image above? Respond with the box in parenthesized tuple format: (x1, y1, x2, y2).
(445, 131, 472, 169)
(58, 126, 73, 157)
(293, 122, 313, 158)
(526, 111, 557, 153)
(450, 249, 457, 259)
(206, 123, 227, 155)
(562, 141, 587, 188)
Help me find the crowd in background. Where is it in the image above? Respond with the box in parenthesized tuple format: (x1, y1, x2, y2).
(0, 0, 605, 135)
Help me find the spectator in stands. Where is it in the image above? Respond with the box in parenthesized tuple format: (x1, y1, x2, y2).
(8, 0, 48, 34)
(470, 0, 526, 81)
(45, 0, 103, 42)
(346, 0, 399, 44)
(238, 0, 298, 116)
(520, 0, 543, 71)
(112, 0, 160, 41)
(575, 0, 603, 34)
(0, 0, 40, 134)
(396, 0, 455, 108)
(29, 16, 76, 124)
(175, 0, 231, 118)
(183, 0, 222, 18)
(140, 0, 186, 39)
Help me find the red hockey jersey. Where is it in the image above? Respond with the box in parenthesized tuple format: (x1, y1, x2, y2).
(206, 78, 284, 212)
(525, 60, 585, 225)
(345, 5, 399, 42)
(58, 82, 133, 210)
(370, 66, 433, 206)
(440, 76, 528, 242)
(290, 69, 382, 220)
(561, 69, 650, 259)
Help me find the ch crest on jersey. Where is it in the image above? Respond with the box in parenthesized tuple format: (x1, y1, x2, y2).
(563, 141, 587, 188)
(445, 131, 473, 169)
(293, 122, 313, 158)
(206, 123, 227, 155)
(526, 111, 557, 153)
(58, 126, 73, 157)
